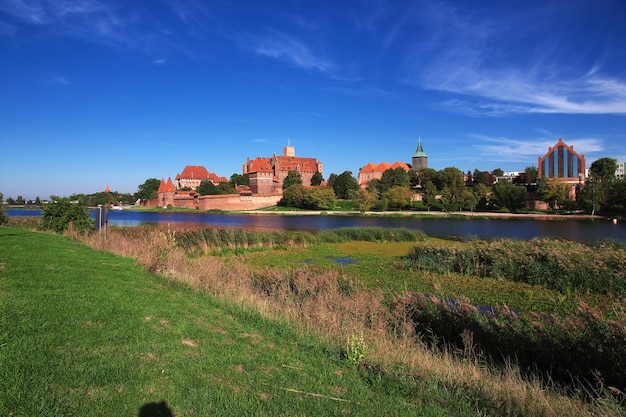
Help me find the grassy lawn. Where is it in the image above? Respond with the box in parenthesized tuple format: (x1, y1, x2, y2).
(0, 227, 479, 416)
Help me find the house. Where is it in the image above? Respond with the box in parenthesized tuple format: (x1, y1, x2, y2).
(175, 165, 228, 190)
(357, 161, 410, 188)
(243, 145, 323, 194)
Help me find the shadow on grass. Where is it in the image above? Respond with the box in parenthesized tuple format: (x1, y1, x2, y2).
(138, 401, 173, 417)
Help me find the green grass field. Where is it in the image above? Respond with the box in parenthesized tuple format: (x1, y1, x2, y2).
(1, 227, 480, 416)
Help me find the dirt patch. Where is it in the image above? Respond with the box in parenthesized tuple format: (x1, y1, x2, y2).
(182, 338, 198, 347)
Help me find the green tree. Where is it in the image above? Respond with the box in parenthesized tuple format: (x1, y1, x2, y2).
(40, 198, 92, 233)
(0, 204, 8, 225)
(279, 184, 307, 208)
(439, 187, 454, 212)
(460, 189, 478, 212)
(589, 157, 618, 183)
(310, 171, 323, 186)
(418, 168, 438, 188)
(536, 177, 571, 211)
(578, 181, 605, 215)
(492, 168, 504, 177)
(355, 188, 377, 213)
(473, 183, 489, 210)
(333, 171, 359, 199)
(303, 187, 336, 210)
(383, 186, 412, 210)
(490, 181, 527, 212)
(436, 167, 465, 191)
(0, 192, 3, 202)
(230, 173, 250, 187)
(136, 178, 161, 201)
(421, 180, 438, 211)
(16, 196, 25, 205)
(283, 171, 303, 190)
(196, 180, 219, 195)
(380, 168, 410, 192)
(326, 173, 338, 188)
(524, 166, 538, 184)
(606, 179, 626, 217)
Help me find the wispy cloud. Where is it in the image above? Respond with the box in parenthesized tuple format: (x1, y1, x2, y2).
(251, 30, 335, 74)
(468, 134, 604, 163)
(403, 1, 626, 115)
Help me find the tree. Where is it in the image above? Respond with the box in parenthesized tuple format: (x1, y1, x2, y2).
(279, 184, 307, 208)
(418, 168, 438, 188)
(578, 181, 605, 215)
(230, 173, 249, 187)
(326, 173, 338, 188)
(310, 171, 323, 186)
(333, 171, 359, 199)
(421, 180, 438, 211)
(303, 187, 336, 210)
(460, 189, 478, 212)
(589, 158, 618, 183)
(436, 167, 465, 191)
(40, 198, 92, 233)
(136, 178, 161, 201)
(283, 170, 302, 190)
(0, 204, 7, 225)
(355, 188, 377, 213)
(492, 168, 504, 177)
(490, 181, 527, 212)
(524, 166, 538, 184)
(473, 183, 489, 210)
(16, 196, 25, 205)
(380, 167, 410, 192)
(196, 180, 219, 195)
(536, 177, 571, 211)
(383, 186, 412, 210)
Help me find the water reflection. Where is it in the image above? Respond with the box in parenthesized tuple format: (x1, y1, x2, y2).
(6, 208, 625, 243)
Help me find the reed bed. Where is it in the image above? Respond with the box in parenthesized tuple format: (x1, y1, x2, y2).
(71, 225, 625, 416)
(406, 238, 626, 296)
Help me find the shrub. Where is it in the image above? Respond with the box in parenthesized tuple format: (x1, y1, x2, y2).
(40, 199, 92, 234)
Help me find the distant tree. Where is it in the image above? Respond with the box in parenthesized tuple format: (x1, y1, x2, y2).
(439, 187, 454, 212)
(0, 192, 3, 203)
(230, 173, 250, 187)
(490, 181, 526, 212)
(6, 197, 15, 205)
(367, 178, 381, 196)
(460, 189, 478, 212)
(40, 198, 92, 233)
(136, 178, 161, 201)
(279, 184, 307, 208)
(408, 170, 420, 188)
(16, 196, 25, 205)
(326, 173, 338, 187)
(355, 188, 377, 213)
(333, 171, 359, 199)
(283, 170, 303, 190)
(196, 180, 219, 195)
(380, 167, 410, 192)
(34, 196, 41, 205)
(589, 158, 618, 183)
(436, 167, 465, 191)
(492, 168, 504, 177)
(383, 186, 412, 210)
(417, 168, 438, 188)
(0, 205, 7, 225)
(310, 171, 323, 186)
(536, 177, 571, 211)
(421, 180, 437, 211)
(606, 179, 626, 217)
(578, 181, 605, 215)
(473, 183, 489, 210)
(525, 166, 538, 184)
(303, 187, 336, 210)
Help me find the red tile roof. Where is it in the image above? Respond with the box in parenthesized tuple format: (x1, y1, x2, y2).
(274, 156, 319, 172)
(176, 165, 210, 180)
(158, 177, 176, 193)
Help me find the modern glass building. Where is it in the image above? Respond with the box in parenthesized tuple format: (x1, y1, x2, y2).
(537, 138, 586, 184)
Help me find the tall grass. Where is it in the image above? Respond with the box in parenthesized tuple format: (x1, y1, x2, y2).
(70, 224, 626, 416)
(405, 238, 626, 296)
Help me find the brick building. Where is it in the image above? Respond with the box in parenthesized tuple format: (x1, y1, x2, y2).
(243, 145, 323, 194)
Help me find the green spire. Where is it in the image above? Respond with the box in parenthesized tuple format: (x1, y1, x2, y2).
(412, 137, 427, 158)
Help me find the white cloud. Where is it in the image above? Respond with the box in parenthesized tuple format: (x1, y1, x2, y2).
(252, 31, 335, 74)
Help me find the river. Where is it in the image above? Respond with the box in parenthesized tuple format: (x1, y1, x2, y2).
(6, 208, 625, 243)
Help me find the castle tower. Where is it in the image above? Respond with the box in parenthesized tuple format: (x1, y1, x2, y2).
(411, 137, 428, 170)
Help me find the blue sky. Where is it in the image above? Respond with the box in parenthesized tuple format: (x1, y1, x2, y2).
(1, 0, 625, 200)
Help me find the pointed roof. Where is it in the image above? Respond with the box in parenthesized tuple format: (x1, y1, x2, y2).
(412, 137, 428, 158)
(248, 157, 273, 173)
(158, 177, 176, 193)
(104, 184, 111, 192)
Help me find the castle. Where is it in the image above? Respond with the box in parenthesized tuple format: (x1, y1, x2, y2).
(357, 138, 427, 188)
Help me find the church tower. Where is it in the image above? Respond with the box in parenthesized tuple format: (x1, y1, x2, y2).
(411, 137, 428, 170)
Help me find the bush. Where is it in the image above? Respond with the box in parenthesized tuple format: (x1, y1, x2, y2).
(40, 199, 93, 234)
(0, 205, 7, 225)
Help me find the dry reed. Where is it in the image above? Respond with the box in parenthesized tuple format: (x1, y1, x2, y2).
(71, 225, 623, 417)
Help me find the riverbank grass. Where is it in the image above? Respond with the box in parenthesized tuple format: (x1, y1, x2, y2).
(1, 227, 478, 416)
